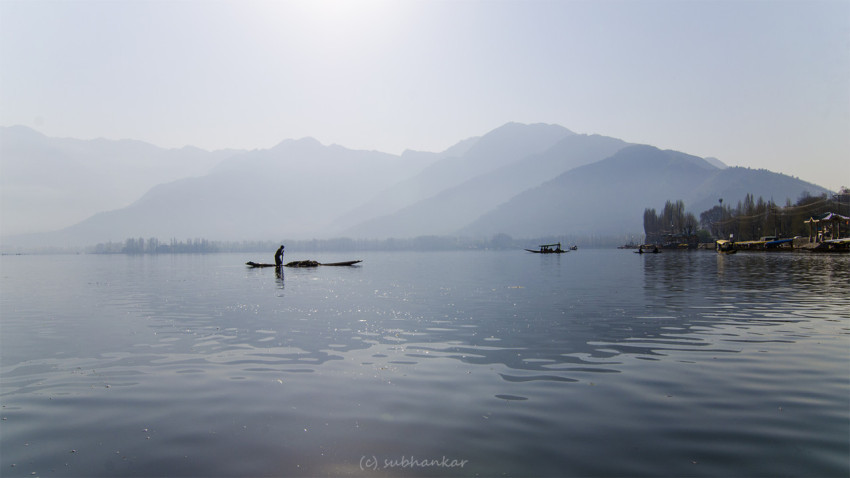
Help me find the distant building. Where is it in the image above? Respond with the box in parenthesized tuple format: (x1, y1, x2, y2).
(805, 212, 850, 243)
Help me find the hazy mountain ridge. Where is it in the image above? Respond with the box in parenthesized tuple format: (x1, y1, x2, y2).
(459, 145, 715, 237)
(340, 132, 630, 238)
(460, 145, 829, 237)
(703, 157, 727, 169)
(329, 122, 575, 233)
(16, 137, 443, 245)
(0, 125, 239, 236)
(687, 166, 827, 213)
(0, 123, 832, 248)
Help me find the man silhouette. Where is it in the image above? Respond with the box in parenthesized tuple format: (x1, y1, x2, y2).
(274, 245, 284, 266)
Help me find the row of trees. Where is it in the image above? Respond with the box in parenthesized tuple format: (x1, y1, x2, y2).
(90, 237, 220, 254)
(644, 188, 849, 244)
(643, 200, 701, 244)
(88, 235, 534, 254)
(699, 189, 849, 241)
(87, 233, 633, 254)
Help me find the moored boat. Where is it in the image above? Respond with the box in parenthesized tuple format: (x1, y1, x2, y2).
(715, 240, 736, 254)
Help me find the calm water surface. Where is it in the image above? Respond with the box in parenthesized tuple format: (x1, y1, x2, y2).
(1, 250, 848, 477)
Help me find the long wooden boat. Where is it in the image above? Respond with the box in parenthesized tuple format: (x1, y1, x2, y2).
(283, 260, 363, 267)
(246, 260, 362, 268)
(319, 260, 363, 266)
(525, 242, 567, 254)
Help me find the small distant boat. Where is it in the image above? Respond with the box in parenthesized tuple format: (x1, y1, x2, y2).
(634, 245, 661, 254)
(246, 260, 362, 268)
(715, 240, 737, 254)
(525, 242, 567, 254)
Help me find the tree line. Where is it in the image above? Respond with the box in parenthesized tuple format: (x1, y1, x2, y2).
(87, 233, 638, 255)
(90, 237, 220, 254)
(644, 188, 849, 243)
(643, 200, 702, 245)
(88, 234, 570, 254)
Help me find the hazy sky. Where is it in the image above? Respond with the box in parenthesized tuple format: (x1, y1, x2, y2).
(2, 0, 848, 191)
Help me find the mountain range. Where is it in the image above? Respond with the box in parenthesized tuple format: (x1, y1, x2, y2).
(0, 123, 831, 249)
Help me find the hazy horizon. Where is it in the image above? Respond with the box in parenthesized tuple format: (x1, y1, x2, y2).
(0, 121, 838, 247)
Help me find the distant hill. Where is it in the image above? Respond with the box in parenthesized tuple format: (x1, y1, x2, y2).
(15, 137, 440, 246)
(686, 166, 826, 212)
(459, 145, 829, 237)
(0, 123, 833, 249)
(340, 132, 629, 238)
(329, 122, 575, 233)
(0, 125, 237, 236)
(703, 157, 727, 169)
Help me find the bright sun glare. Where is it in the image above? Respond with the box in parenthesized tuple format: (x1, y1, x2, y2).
(287, 0, 396, 29)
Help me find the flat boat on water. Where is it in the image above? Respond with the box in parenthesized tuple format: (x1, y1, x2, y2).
(246, 260, 362, 268)
(634, 245, 661, 254)
(525, 242, 567, 254)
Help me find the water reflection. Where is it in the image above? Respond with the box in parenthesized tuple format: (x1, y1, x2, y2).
(131, 252, 846, 390)
(3, 251, 847, 391)
(274, 266, 284, 287)
(2, 252, 848, 478)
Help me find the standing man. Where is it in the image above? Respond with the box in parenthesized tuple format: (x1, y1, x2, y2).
(274, 245, 284, 266)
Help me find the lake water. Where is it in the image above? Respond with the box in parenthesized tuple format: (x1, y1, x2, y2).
(1, 250, 848, 477)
